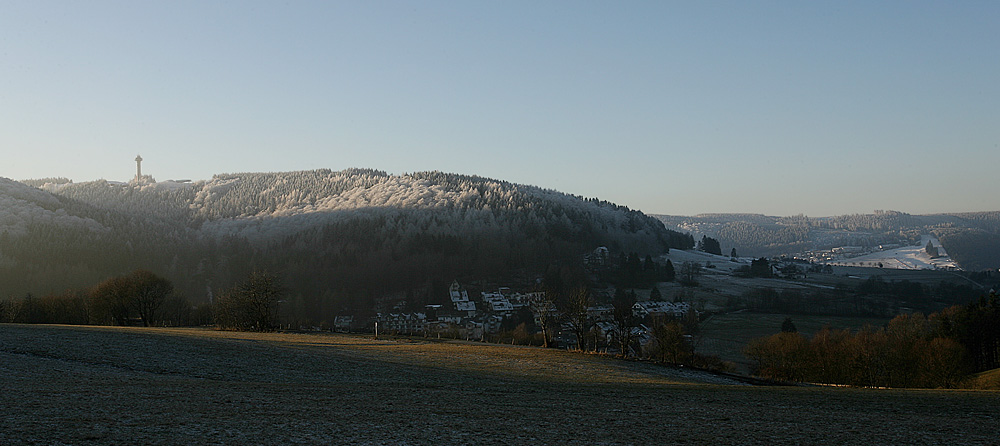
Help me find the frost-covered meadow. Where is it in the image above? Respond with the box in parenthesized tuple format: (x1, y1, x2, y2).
(2, 324, 997, 444)
(827, 235, 959, 270)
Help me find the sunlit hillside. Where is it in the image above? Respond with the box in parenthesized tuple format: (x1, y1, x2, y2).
(2, 170, 692, 304)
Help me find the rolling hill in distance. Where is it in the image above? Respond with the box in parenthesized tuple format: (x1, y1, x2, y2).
(3, 168, 999, 314)
(1, 169, 691, 306)
(653, 211, 1000, 271)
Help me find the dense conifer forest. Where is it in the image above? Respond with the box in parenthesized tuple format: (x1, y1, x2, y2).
(0, 171, 692, 315)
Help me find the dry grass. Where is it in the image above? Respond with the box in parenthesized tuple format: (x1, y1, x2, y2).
(966, 368, 1000, 390)
(2, 324, 998, 445)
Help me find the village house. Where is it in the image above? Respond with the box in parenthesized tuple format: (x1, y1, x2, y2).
(481, 291, 515, 317)
(591, 322, 651, 353)
(333, 315, 353, 332)
(584, 246, 610, 267)
(586, 305, 615, 323)
(450, 280, 477, 316)
(375, 312, 428, 334)
(632, 301, 692, 319)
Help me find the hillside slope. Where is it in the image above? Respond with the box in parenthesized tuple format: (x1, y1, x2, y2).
(2, 170, 692, 307)
(654, 211, 1000, 271)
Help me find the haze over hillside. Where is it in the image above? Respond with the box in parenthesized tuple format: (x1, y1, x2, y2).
(1, 169, 691, 310)
(654, 211, 1000, 271)
(5, 166, 1000, 325)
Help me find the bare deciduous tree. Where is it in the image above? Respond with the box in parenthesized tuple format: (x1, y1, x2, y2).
(648, 319, 691, 364)
(130, 269, 173, 327)
(90, 275, 136, 325)
(215, 270, 284, 332)
(612, 288, 637, 357)
(530, 293, 556, 348)
(564, 287, 592, 351)
(89, 269, 174, 326)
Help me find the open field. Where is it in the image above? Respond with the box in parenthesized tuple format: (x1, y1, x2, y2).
(647, 263, 979, 323)
(829, 266, 978, 287)
(2, 324, 998, 444)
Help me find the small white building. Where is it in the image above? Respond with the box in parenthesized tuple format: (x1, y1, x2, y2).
(482, 291, 515, 317)
(632, 301, 692, 319)
(376, 312, 428, 333)
(450, 280, 477, 316)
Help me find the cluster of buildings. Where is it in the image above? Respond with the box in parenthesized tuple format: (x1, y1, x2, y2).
(372, 280, 697, 349)
(374, 281, 547, 339)
(632, 300, 692, 319)
(585, 300, 694, 349)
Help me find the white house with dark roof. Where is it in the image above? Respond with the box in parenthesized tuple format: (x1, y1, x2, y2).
(482, 291, 515, 317)
(450, 280, 477, 316)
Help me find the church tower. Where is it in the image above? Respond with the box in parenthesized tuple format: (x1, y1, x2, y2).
(135, 154, 143, 183)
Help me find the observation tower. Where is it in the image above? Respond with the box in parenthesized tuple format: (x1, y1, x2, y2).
(135, 155, 143, 183)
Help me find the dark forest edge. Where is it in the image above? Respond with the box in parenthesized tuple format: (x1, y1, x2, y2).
(3, 263, 1000, 390)
(744, 293, 1000, 389)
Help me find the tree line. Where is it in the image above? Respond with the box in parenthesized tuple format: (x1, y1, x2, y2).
(744, 292, 1000, 388)
(0, 269, 196, 326)
(1, 268, 287, 333)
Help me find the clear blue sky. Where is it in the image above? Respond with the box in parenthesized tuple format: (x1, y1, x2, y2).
(2, 1, 997, 216)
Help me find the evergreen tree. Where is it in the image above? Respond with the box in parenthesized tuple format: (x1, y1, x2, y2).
(699, 236, 722, 256)
(650, 286, 663, 302)
(663, 259, 676, 282)
(781, 317, 797, 333)
(749, 258, 772, 278)
(925, 241, 939, 258)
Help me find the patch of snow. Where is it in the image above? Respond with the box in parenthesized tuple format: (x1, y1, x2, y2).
(662, 249, 743, 273)
(146, 180, 194, 191)
(826, 235, 958, 270)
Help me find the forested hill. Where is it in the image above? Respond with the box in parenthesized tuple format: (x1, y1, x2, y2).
(654, 211, 1000, 271)
(2, 170, 691, 307)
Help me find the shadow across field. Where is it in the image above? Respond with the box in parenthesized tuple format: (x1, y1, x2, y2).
(1, 324, 997, 444)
